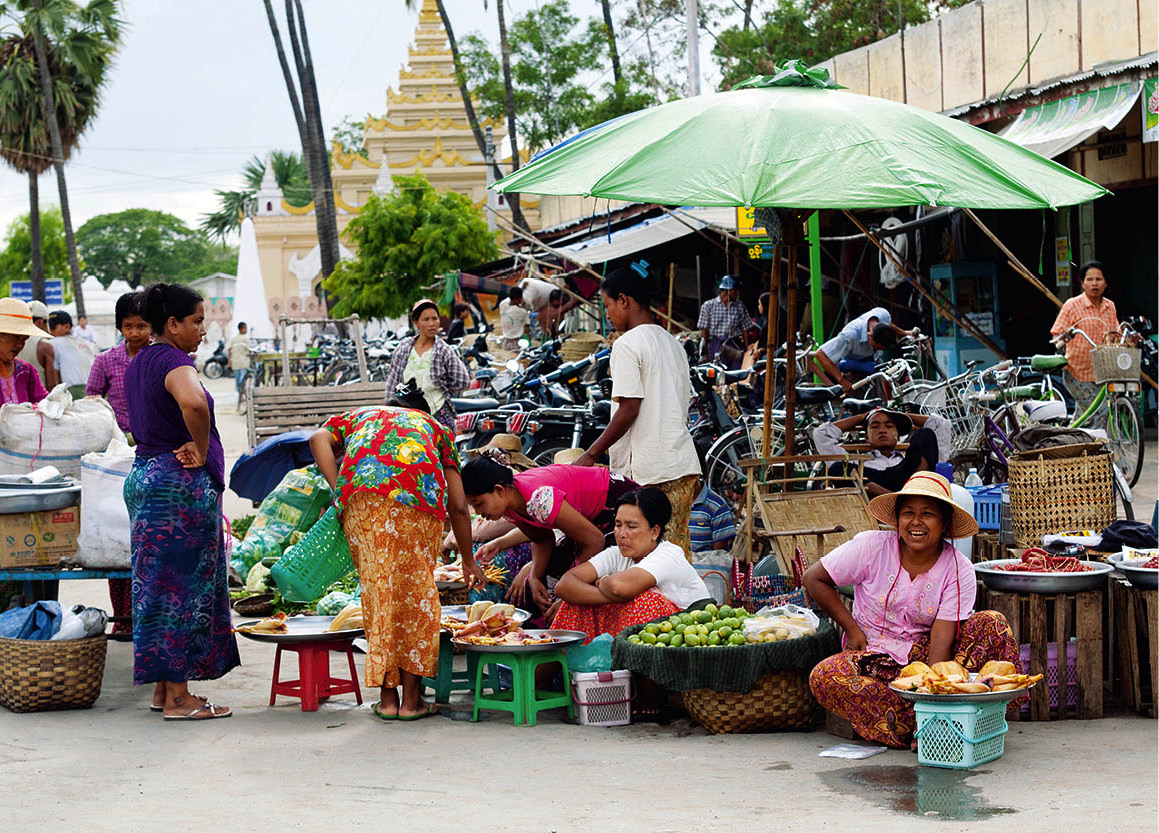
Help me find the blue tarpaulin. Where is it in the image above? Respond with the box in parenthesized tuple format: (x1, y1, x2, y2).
(0, 600, 62, 640)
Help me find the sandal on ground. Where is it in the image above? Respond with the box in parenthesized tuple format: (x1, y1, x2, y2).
(372, 702, 399, 721)
(396, 704, 438, 721)
(150, 703, 164, 712)
(163, 701, 232, 721)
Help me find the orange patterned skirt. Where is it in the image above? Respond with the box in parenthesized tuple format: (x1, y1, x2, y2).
(552, 590, 681, 645)
(342, 492, 442, 688)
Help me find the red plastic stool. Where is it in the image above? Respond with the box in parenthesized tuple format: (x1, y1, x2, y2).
(269, 639, 364, 711)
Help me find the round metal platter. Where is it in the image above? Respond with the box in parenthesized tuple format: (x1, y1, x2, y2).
(1107, 551, 1159, 590)
(436, 580, 466, 592)
(455, 629, 586, 653)
(889, 677, 1038, 705)
(0, 484, 81, 514)
(234, 615, 364, 644)
(974, 559, 1113, 593)
(440, 605, 531, 624)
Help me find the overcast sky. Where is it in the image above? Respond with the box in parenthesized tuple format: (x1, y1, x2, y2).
(0, 0, 631, 239)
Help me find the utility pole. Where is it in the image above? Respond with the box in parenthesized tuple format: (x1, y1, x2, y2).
(484, 125, 497, 232)
(685, 0, 701, 96)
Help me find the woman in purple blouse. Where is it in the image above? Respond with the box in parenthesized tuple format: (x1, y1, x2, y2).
(0, 297, 49, 406)
(123, 283, 239, 721)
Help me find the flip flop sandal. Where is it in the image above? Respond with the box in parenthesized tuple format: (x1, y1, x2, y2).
(150, 704, 164, 712)
(397, 704, 438, 721)
(372, 702, 399, 721)
(163, 702, 232, 721)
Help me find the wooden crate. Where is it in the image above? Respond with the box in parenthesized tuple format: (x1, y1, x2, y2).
(981, 587, 1103, 720)
(1107, 577, 1158, 718)
(973, 532, 1006, 563)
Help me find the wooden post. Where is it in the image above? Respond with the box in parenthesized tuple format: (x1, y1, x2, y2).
(351, 314, 369, 382)
(961, 208, 1063, 309)
(279, 318, 291, 386)
(784, 240, 798, 462)
(667, 263, 676, 332)
(761, 246, 782, 459)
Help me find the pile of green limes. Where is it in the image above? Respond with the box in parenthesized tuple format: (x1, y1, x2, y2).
(625, 604, 750, 648)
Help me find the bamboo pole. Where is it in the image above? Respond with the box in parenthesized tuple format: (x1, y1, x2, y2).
(761, 245, 782, 459)
(667, 262, 676, 332)
(961, 208, 1063, 309)
(784, 239, 798, 461)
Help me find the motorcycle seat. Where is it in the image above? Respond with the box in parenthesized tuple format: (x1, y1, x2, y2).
(452, 397, 500, 412)
(795, 384, 844, 404)
(841, 397, 884, 415)
(1030, 354, 1069, 372)
(720, 368, 753, 384)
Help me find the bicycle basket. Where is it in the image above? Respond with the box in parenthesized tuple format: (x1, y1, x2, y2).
(1090, 345, 1140, 384)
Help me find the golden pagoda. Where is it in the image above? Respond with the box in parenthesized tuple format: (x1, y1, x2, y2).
(253, 0, 536, 311)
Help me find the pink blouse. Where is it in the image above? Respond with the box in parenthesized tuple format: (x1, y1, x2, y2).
(504, 464, 612, 528)
(821, 530, 975, 663)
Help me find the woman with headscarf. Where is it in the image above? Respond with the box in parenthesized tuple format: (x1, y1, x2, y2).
(384, 298, 471, 431)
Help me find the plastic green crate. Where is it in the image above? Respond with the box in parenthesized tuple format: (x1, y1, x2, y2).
(913, 700, 1007, 769)
(269, 507, 354, 603)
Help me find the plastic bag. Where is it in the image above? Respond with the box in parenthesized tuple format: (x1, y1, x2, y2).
(75, 441, 135, 569)
(565, 633, 614, 673)
(743, 603, 820, 644)
(245, 562, 271, 593)
(0, 388, 125, 479)
(229, 466, 332, 574)
(316, 590, 355, 616)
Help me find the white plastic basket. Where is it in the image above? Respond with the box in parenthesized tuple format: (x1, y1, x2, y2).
(571, 670, 632, 726)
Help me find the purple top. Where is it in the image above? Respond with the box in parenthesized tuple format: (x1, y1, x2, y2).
(125, 342, 225, 487)
(86, 341, 134, 432)
(0, 358, 48, 406)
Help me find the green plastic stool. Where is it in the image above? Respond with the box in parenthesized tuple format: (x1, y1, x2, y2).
(423, 633, 498, 704)
(471, 649, 574, 726)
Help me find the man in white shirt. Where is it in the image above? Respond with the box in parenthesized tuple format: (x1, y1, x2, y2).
(497, 286, 530, 351)
(575, 264, 701, 560)
(517, 277, 558, 312)
(17, 300, 58, 389)
(73, 315, 96, 343)
(812, 407, 951, 497)
(811, 306, 913, 392)
(227, 321, 252, 412)
(48, 310, 95, 397)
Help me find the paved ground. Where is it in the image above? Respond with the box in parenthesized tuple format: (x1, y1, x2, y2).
(3, 378, 1157, 831)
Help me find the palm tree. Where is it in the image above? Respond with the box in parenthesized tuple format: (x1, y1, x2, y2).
(433, 0, 530, 232)
(200, 150, 312, 242)
(0, 0, 122, 316)
(261, 0, 340, 290)
(599, 0, 621, 85)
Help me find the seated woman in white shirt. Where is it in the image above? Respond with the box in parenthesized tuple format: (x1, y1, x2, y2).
(553, 488, 710, 644)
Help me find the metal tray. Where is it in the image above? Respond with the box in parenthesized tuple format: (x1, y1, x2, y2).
(974, 559, 1113, 593)
(436, 580, 466, 592)
(1108, 551, 1159, 590)
(455, 629, 585, 653)
(0, 484, 81, 514)
(441, 605, 531, 624)
(234, 614, 364, 644)
(890, 677, 1038, 705)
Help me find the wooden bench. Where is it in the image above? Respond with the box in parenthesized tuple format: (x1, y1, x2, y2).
(245, 381, 386, 449)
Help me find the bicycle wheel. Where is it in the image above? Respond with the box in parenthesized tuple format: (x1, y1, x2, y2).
(1107, 394, 1144, 487)
(706, 423, 772, 498)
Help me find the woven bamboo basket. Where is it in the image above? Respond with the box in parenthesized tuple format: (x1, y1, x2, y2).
(1091, 345, 1140, 384)
(0, 634, 108, 713)
(1007, 446, 1114, 549)
(559, 332, 606, 362)
(681, 670, 818, 734)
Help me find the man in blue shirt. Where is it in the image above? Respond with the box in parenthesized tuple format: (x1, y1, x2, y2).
(689, 485, 737, 557)
(810, 306, 914, 392)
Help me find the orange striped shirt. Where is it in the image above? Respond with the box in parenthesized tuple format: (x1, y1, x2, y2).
(1050, 294, 1119, 382)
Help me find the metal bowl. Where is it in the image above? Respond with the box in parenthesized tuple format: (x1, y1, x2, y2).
(234, 614, 364, 644)
(974, 559, 1113, 593)
(0, 484, 81, 514)
(455, 629, 586, 653)
(1107, 551, 1159, 590)
(890, 677, 1038, 705)
(441, 605, 531, 624)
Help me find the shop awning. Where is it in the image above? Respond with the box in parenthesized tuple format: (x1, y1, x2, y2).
(999, 81, 1142, 160)
(555, 206, 737, 265)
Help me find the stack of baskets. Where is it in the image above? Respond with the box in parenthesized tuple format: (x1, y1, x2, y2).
(0, 635, 108, 713)
(1006, 443, 1115, 549)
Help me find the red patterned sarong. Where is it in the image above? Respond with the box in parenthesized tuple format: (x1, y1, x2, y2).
(808, 610, 1022, 748)
(552, 590, 680, 645)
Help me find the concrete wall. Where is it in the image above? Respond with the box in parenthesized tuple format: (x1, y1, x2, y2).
(822, 0, 1152, 113)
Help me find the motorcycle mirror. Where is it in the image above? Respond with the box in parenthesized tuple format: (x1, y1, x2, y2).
(518, 337, 531, 349)
(505, 359, 521, 373)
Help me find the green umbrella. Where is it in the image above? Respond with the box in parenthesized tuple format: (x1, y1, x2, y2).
(492, 62, 1107, 210)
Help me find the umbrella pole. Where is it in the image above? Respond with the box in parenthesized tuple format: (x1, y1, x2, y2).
(785, 240, 798, 460)
(761, 246, 782, 459)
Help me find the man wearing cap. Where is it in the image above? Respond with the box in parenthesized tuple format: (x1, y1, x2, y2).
(697, 276, 753, 368)
(810, 306, 914, 393)
(812, 407, 951, 497)
(17, 299, 59, 389)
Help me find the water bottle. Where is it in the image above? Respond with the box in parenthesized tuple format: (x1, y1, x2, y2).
(964, 467, 983, 489)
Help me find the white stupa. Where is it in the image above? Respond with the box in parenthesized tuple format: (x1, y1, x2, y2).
(230, 216, 274, 341)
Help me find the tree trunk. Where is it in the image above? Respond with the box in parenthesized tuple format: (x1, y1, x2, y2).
(637, 0, 662, 101)
(28, 172, 45, 303)
(291, 0, 340, 284)
(31, 26, 84, 316)
(742, 0, 753, 31)
(496, 0, 529, 233)
(435, 0, 529, 233)
(600, 0, 622, 85)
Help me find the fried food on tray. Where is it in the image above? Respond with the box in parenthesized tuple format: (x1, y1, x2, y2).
(978, 660, 1017, 678)
(456, 629, 556, 647)
(441, 601, 520, 636)
(930, 660, 968, 680)
(890, 658, 1042, 695)
(233, 612, 288, 634)
(328, 606, 364, 631)
(898, 661, 933, 678)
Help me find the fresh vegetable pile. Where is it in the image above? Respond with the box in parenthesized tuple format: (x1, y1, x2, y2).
(996, 547, 1091, 573)
(627, 604, 751, 648)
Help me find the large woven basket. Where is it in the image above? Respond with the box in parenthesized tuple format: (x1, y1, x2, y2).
(1007, 445, 1114, 549)
(681, 670, 818, 734)
(1091, 345, 1140, 384)
(0, 635, 108, 713)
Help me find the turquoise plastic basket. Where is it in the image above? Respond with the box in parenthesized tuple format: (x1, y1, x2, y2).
(913, 700, 1007, 769)
(269, 507, 354, 603)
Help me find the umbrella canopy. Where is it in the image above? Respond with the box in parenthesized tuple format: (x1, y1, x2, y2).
(229, 429, 315, 504)
(492, 63, 1107, 210)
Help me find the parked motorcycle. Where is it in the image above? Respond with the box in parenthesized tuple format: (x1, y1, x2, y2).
(202, 339, 231, 379)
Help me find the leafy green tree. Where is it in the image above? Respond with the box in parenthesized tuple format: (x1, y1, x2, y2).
(713, 0, 968, 89)
(0, 206, 68, 294)
(0, 0, 122, 316)
(77, 208, 231, 288)
(324, 174, 497, 320)
(200, 150, 312, 242)
(332, 113, 369, 159)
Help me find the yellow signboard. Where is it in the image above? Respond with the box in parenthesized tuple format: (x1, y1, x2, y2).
(736, 206, 769, 239)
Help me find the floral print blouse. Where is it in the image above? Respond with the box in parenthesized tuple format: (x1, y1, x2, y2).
(323, 406, 460, 521)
